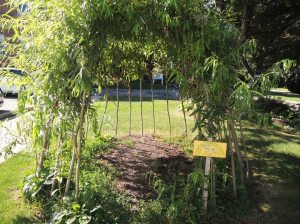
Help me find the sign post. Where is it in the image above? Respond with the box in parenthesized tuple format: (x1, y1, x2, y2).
(193, 139, 227, 213)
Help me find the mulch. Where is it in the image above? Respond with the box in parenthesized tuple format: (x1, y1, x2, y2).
(99, 135, 194, 199)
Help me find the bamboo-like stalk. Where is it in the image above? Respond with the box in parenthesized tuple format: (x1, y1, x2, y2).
(128, 81, 132, 135)
(75, 93, 89, 198)
(227, 120, 237, 198)
(85, 111, 89, 140)
(229, 120, 245, 186)
(51, 142, 61, 195)
(115, 81, 119, 138)
(166, 75, 171, 138)
(36, 136, 49, 177)
(140, 77, 144, 135)
(65, 126, 79, 196)
(151, 78, 156, 136)
(36, 115, 53, 177)
(99, 87, 109, 134)
(239, 119, 250, 177)
(180, 97, 188, 137)
(65, 93, 87, 197)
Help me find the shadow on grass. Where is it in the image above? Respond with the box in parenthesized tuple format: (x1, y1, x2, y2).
(243, 126, 300, 223)
(12, 215, 39, 224)
(270, 91, 300, 98)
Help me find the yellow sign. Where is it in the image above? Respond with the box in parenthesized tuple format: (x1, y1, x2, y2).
(193, 141, 227, 158)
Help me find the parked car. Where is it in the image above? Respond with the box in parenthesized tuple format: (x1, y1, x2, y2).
(0, 68, 25, 95)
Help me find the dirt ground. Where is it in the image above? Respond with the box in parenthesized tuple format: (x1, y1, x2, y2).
(100, 135, 194, 199)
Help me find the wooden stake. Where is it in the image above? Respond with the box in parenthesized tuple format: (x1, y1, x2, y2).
(210, 158, 216, 210)
(203, 156, 211, 212)
(166, 74, 171, 138)
(99, 87, 109, 134)
(140, 78, 144, 135)
(128, 82, 132, 135)
(203, 138, 213, 212)
(115, 81, 119, 138)
(180, 98, 188, 137)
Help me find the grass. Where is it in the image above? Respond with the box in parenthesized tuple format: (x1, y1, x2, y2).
(93, 97, 196, 137)
(0, 154, 39, 224)
(270, 88, 300, 103)
(242, 123, 300, 223)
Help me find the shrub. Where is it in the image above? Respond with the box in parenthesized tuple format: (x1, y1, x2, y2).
(251, 97, 300, 129)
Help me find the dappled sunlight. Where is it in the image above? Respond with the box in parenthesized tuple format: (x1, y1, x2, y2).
(241, 123, 300, 223)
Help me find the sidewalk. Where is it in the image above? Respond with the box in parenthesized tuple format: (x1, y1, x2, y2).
(0, 96, 25, 163)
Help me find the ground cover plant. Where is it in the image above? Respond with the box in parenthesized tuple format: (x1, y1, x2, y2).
(0, 0, 299, 223)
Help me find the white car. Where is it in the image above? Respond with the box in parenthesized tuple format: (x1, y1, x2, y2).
(0, 68, 25, 95)
(153, 73, 164, 84)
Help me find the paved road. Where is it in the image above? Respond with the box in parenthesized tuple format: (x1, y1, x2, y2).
(0, 95, 18, 112)
(92, 88, 180, 101)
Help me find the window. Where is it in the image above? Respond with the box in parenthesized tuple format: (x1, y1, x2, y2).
(0, 34, 5, 56)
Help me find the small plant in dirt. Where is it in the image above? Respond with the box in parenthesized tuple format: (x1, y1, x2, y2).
(22, 137, 132, 223)
(133, 171, 204, 224)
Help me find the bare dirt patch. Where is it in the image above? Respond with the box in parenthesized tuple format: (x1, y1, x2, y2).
(99, 135, 194, 199)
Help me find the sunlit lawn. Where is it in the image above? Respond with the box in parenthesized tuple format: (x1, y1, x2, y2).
(270, 88, 300, 103)
(0, 154, 39, 224)
(93, 98, 196, 137)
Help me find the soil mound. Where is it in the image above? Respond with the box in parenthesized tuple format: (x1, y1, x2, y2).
(100, 135, 194, 199)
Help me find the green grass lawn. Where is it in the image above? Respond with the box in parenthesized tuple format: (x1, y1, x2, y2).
(0, 154, 39, 224)
(242, 123, 300, 223)
(270, 88, 300, 103)
(93, 98, 196, 137)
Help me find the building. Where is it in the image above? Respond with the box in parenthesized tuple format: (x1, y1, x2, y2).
(0, 0, 26, 64)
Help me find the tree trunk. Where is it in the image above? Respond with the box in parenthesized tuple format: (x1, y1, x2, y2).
(99, 87, 109, 134)
(151, 78, 156, 136)
(115, 81, 119, 138)
(140, 78, 144, 135)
